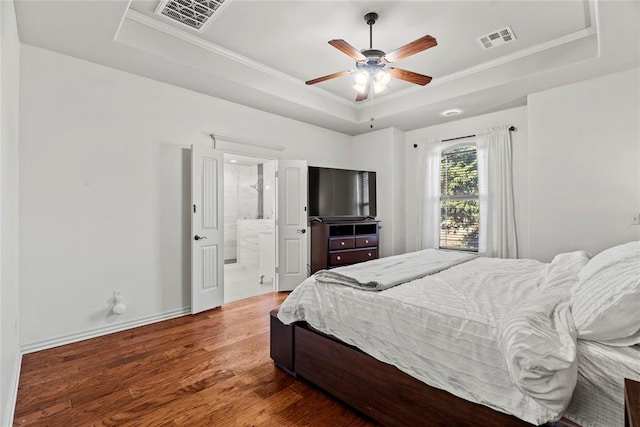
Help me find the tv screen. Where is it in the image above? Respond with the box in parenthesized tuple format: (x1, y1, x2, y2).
(308, 166, 377, 218)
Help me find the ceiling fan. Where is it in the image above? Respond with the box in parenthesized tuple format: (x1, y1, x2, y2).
(305, 12, 437, 102)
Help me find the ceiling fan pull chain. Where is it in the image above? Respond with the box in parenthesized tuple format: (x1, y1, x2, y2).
(369, 90, 375, 129)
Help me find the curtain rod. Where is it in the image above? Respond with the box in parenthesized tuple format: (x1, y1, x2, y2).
(413, 126, 516, 148)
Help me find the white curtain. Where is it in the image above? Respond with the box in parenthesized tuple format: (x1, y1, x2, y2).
(477, 125, 518, 258)
(416, 139, 442, 249)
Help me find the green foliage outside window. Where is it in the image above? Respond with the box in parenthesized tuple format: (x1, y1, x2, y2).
(440, 145, 479, 251)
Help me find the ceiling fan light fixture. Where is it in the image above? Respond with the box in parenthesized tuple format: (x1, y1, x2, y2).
(354, 70, 369, 85)
(354, 83, 367, 94)
(373, 81, 387, 94)
(376, 70, 391, 86)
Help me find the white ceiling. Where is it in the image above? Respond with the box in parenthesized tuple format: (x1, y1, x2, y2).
(14, 0, 640, 135)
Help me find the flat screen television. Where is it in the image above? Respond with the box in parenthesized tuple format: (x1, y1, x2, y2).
(308, 166, 377, 219)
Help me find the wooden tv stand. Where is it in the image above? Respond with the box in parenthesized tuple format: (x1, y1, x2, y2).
(310, 219, 380, 274)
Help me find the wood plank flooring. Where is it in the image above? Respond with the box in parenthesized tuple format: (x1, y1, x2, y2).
(14, 292, 376, 426)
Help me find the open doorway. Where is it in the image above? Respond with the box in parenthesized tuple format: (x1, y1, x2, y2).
(223, 153, 276, 303)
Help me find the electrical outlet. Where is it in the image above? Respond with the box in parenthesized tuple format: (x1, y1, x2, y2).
(632, 214, 640, 226)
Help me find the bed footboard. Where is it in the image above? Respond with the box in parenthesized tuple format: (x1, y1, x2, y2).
(269, 307, 577, 427)
(269, 307, 295, 375)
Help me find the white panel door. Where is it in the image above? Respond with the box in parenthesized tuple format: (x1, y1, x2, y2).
(276, 160, 308, 291)
(191, 145, 224, 314)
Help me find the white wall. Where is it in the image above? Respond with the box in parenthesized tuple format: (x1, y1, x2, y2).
(403, 107, 530, 257)
(391, 128, 407, 255)
(1, 0, 21, 424)
(18, 45, 353, 349)
(527, 68, 640, 261)
(402, 68, 640, 262)
(351, 127, 407, 257)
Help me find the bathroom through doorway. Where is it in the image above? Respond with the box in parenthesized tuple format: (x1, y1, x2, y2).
(223, 153, 276, 303)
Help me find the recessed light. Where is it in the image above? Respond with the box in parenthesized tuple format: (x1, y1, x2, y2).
(229, 159, 238, 163)
(442, 109, 462, 117)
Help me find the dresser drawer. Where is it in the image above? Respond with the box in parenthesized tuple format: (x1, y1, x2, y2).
(355, 234, 378, 248)
(330, 248, 378, 266)
(329, 237, 355, 250)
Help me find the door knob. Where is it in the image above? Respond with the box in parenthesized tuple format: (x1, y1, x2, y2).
(194, 235, 207, 241)
(297, 229, 306, 234)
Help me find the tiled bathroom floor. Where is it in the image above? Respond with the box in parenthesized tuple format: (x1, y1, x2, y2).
(224, 262, 274, 303)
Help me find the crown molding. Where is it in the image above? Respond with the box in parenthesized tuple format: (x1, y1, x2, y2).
(113, 0, 133, 42)
(363, 0, 599, 108)
(212, 133, 286, 151)
(121, 1, 598, 113)
(359, 22, 598, 108)
(123, 9, 354, 108)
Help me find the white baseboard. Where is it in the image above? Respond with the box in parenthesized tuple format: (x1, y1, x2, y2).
(10, 308, 191, 425)
(21, 307, 191, 354)
(3, 351, 22, 427)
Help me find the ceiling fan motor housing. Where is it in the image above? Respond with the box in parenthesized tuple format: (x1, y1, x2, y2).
(358, 49, 386, 68)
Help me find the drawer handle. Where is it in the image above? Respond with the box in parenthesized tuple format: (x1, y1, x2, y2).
(341, 241, 345, 246)
(368, 252, 372, 257)
(337, 256, 341, 261)
(365, 239, 369, 244)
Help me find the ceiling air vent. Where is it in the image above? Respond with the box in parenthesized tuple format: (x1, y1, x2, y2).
(155, 0, 229, 32)
(476, 26, 516, 50)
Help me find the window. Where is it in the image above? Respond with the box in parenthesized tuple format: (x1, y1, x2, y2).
(439, 144, 479, 251)
(357, 171, 370, 215)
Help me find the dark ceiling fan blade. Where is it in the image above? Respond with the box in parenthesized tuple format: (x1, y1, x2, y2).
(384, 35, 437, 63)
(355, 81, 371, 102)
(305, 70, 353, 85)
(388, 68, 432, 86)
(329, 39, 367, 61)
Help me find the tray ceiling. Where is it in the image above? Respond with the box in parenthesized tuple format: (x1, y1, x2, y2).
(15, 0, 640, 135)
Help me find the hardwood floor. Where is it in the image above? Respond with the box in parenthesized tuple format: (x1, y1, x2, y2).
(14, 292, 376, 426)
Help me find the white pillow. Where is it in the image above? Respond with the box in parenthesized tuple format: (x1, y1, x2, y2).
(542, 250, 590, 289)
(571, 241, 640, 343)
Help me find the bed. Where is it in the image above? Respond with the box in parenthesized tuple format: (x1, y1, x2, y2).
(270, 242, 640, 426)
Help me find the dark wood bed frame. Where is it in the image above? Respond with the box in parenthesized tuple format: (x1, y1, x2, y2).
(270, 308, 579, 427)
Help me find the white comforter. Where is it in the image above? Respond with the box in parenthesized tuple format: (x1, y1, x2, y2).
(278, 250, 589, 425)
